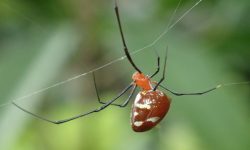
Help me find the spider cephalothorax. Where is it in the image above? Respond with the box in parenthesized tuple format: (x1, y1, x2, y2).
(132, 72, 152, 90)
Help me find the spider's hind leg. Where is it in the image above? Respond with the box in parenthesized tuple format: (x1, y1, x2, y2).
(92, 72, 135, 107)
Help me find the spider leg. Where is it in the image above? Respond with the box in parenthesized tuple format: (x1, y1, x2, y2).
(115, 0, 142, 73)
(154, 47, 168, 91)
(159, 84, 222, 96)
(12, 81, 135, 124)
(150, 55, 160, 78)
(151, 46, 222, 95)
(113, 85, 137, 107)
(92, 72, 134, 106)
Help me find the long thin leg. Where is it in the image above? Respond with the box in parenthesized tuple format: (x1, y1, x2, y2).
(150, 56, 160, 78)
(12, 83, 135, 124)
(114, 0, 142, 73)
(160, 84, 222, 96)
(92, 72, 133, 106)
(114, 85, 137, 107)
(153, 47, 168, 90)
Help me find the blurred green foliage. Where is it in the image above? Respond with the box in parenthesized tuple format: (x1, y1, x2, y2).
(0, 0, 249, 150)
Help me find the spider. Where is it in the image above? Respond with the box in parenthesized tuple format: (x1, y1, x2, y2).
(12, 0, 221, 132)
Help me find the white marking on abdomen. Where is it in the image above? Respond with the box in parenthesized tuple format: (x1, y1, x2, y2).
(134, 112, 139, 116)
(134, 94, 141, 103)
(134, 98, 152, 109)
(146, 117, 160, 123)
(134, 121, 144, 127)
(135, 103, 151, 109)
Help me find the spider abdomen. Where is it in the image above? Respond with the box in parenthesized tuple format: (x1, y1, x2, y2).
(131, 90, 171, 132)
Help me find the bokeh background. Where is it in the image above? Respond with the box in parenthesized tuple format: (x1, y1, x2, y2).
(0, 0, 249, 150)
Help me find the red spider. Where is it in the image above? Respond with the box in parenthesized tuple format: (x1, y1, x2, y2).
(13, 0, 220, 132)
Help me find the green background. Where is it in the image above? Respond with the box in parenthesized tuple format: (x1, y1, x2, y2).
(0, 0, 249, 150)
